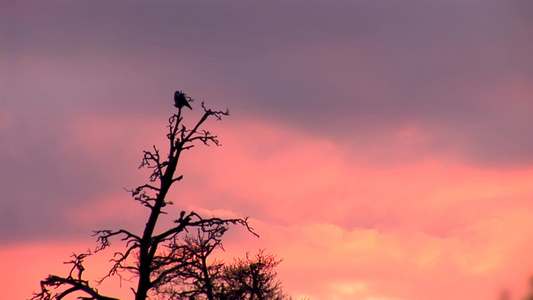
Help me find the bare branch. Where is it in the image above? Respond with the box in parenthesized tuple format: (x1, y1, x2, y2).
(31, 252, 119, 300)
(95, 244, 141, 286)
(93, 229, 141, 251)
(31, 94, 282, 300)
(139, 146, 167, 182)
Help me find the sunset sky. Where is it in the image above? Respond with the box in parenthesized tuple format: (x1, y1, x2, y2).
(2, 1, 533, 299)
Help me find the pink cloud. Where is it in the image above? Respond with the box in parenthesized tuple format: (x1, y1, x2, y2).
(168, 118, 533, 299)
(5, 113, 533, 300)
(4, 2, 533, 299)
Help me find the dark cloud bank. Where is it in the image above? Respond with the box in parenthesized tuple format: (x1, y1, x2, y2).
(1, 0, 532, 242)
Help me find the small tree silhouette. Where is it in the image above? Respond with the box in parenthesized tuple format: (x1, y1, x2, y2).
(222, 250, 287, 300)
(31, 92, 291, 300)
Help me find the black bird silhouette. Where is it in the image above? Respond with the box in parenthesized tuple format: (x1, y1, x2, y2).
(174, 91, 192, 110)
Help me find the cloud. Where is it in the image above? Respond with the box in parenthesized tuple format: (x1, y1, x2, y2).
(0, 111, 162, 242)
(2, 1, 533, 299)
(3, 0, 533, 168)
(2, 105, 533, 299)
(239, 212, 533, 300)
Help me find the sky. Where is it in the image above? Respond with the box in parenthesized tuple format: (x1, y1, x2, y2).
(1, 1, 533, 299)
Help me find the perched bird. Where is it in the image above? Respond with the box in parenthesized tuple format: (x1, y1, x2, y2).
(174, 90, 192, 110)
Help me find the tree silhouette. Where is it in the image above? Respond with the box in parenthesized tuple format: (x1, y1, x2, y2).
(31, 92, 291, 300)
(221, 250, 287, 300)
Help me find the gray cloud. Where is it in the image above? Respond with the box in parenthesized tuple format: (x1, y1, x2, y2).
(0, 110, 121, 243)
(2, 0, 533, 241)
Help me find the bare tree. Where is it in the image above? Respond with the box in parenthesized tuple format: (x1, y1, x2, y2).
(31, 92, 258, 300)
(221, 250, 287, 300)
(152, 227, 228, 300)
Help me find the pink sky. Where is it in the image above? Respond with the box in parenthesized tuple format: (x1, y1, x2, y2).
(2, 1, 533, 299)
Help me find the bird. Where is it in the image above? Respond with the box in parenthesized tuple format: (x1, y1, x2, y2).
(174, 90, 192, 110)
